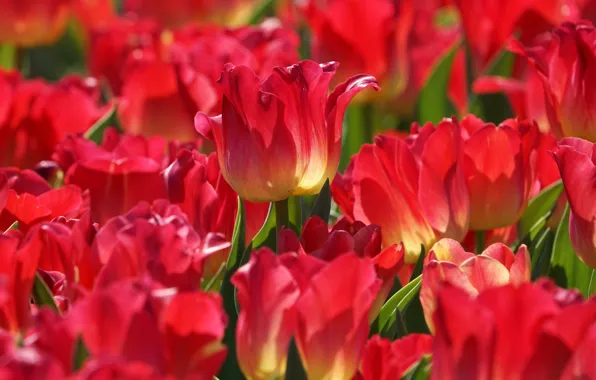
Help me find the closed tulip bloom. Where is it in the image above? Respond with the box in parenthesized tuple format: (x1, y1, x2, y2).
(432, 282, 596, 380)
(232, 248, 300, 380)
(295, 254, 380, 380)
(358, 334, 432, 380)
(552, 138, 596, 268)
(420, 238, 530, 332)
(461, 116, 538, 230)
(195, 60, 379, 202)
(512, 22, 596, 141)
(0, 0, 71, 47)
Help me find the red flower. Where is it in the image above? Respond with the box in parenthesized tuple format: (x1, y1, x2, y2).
(92, 200, 229, 289)
(163, 149, 268, 275)
(278, 216, 405, 318)
(232, 248, 301, 380)
(196, 60, 378, 202)
(122, 0, 261, 28)
(88, 18, 162, 96)
(294, 253, 380, 380)
(61, 129, 168, 225)
(332, 118, 469, 263)
(455, 0, 577, 71)
(461, 116, 538, 230)
(116, 21, 299, 141)
(71, 280, 228, 378)
(301, 0, 460, 111)
(513, 21, 596, 141)
(74, 0, 116, 32)
(0, 168, 85, 233)
(0, 72, 105, 168)
(358, 334, 432, 380)
(420, 238, 530, 332)
(0, 233, 39, 333)
(0, 0, 71, 46)
(552, 137, 596, 267)
(432, 282, 596, 379)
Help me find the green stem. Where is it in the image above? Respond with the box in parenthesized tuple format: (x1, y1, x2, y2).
(275, 198, 289, 253)
(475, 230, 486, 255)
(0, 44, 16, 70)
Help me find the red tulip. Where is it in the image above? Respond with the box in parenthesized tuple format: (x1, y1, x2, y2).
(420, 238, 530, 332)
(162, 149, 268, 275)
(122, 0, 261, 28)
(74, 0, 116, 32)
(301, 0, 460, 112)
(75, 360, 160, 379)
(552, 137, 596, 267)
(455, 0, 577, 71)
(0, 331, 64, 379)
(62, 129, 168, 225)
(332, 118, 469, 263)
(0, 0, 71, 46)
(88, 18, 161, 96)
(71, 280, 228, 378)
(92, 200, 229, 289)
(512, 22, 596, 141)
(294, 254, 380, 380)
(117, 21, 299, 141)
(196, 60, 379, 202)
(461, 116, 538, 230)
(358, 334, 432, 380)
(232, 248, 300, 380)
(0, 168, 85, 233)
(20, 223, 78, 303)
(0, 233, 39, 333)
(0, 72, 105, 168)
(31, 308, 77, 374)
(432, 282, 596, 379)
(278, 216, 405, 318)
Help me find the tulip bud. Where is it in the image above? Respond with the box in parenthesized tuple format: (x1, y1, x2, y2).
(552, 137, 596, 268)
(513, 22, 596, 141)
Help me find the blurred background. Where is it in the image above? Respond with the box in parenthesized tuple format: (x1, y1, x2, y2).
(2, 0, 596, 170)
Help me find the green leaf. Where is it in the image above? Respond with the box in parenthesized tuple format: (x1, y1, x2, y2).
(241, 203, 277, 265)
(285, 338, 307, 380)
(378, 275, 422, 333)
(530, 228, 555, 280)
(84, 102, 120, 144)
(410, 246, 426, 281)
(4, 221, 18, 233)
(415, 40, 461, 124)
(288, 196, 302, 235)
(25, 21, 85, 81)
(468, 49, 515, 124)
(72, 335, 89, 371)
(340, 104, 374, 172)
(550, 204, 596, 297)
(218, 199, 246, 380)
(402, 355, 432, 380)
(518, 180, 563, 240)
(309, 180, 331, 224)
(248, 0, 276, 25)
(0, 44, 16, 70)
(32, 272, 60, 313)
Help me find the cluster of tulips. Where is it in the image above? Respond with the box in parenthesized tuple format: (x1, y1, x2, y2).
(3, 0, 596, 379)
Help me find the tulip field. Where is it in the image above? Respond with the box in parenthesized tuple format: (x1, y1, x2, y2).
(2, 0, 596, 379)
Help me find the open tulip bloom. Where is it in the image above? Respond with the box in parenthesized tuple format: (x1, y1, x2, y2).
(4, 1, 596, 379)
